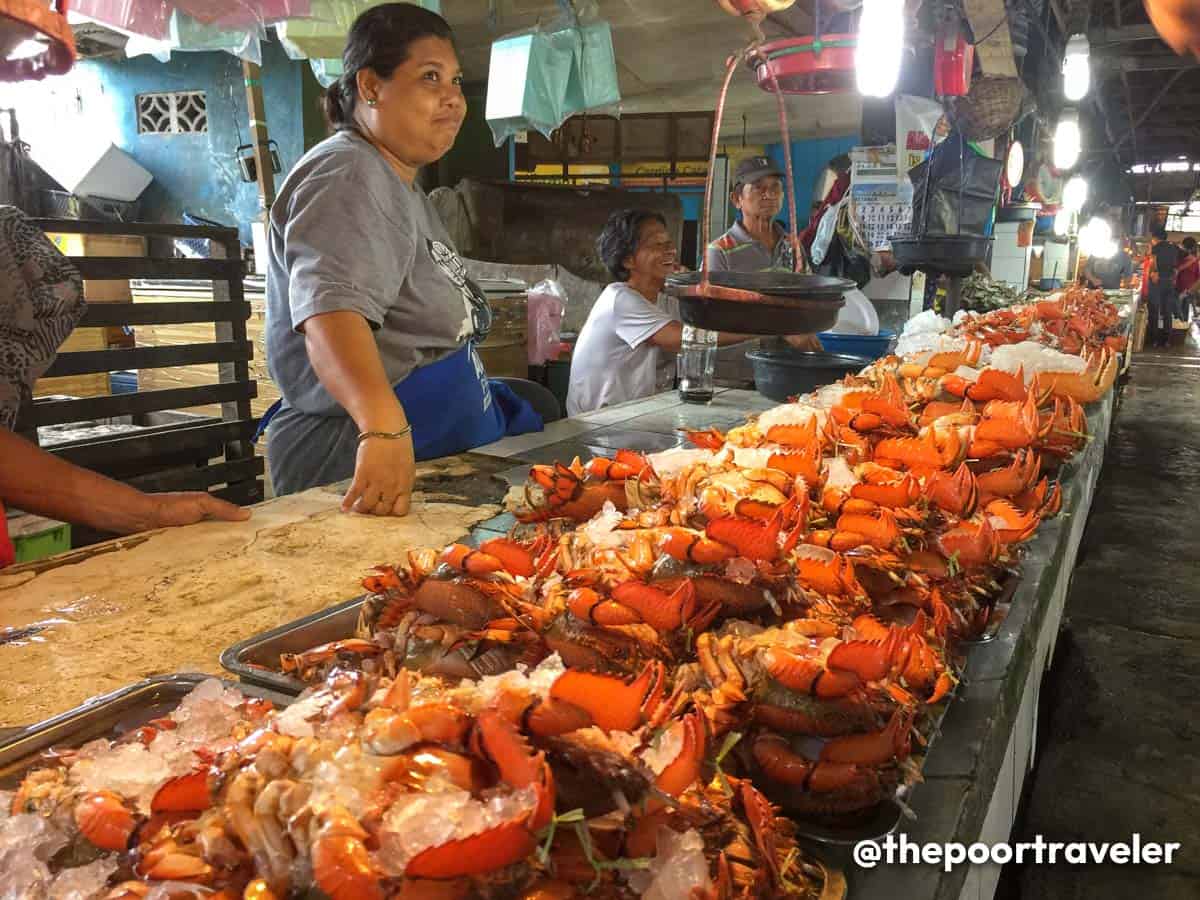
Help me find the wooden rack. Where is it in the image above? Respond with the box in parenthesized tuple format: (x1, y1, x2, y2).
(16, 219, 264, 517)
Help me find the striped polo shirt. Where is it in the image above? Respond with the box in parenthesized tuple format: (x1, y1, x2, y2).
(705, 220, 796, 273)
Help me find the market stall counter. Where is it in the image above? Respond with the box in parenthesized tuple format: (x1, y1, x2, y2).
(468, 385, 1116, 900)
(1, 362, 1119, 899)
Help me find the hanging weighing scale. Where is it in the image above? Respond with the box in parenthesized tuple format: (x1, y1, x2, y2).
(665, 0, 852, 335)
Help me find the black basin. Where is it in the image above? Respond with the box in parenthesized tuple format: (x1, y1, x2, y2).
(746, 349, 870, 402)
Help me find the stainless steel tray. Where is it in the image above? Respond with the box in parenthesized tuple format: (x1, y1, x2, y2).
(0, 674, 292, 787)
(220, 596, 366, 695)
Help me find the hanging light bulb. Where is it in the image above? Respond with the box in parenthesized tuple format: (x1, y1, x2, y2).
(1062, 33, 1090, 101)
(1054, 110, 1081, 170)
(856, 0, 905, 98)
(1062, 175, 1088, 212)
(1054, 210, 1072, 236)
(1079, 216, 1115, 257)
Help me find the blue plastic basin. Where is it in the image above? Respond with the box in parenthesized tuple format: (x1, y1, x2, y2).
(817, 330, 897, 361)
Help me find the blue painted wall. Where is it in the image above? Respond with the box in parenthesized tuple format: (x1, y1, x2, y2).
(4, 40, 311, 245)
(85, 40, 308, 244)
(764, 134, 859, 228)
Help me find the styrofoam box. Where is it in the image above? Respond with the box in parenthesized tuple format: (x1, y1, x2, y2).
(57, 144, 153, 203)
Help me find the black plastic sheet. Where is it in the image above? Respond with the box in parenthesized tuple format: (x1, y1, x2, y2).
(908, 132, 1003, 238)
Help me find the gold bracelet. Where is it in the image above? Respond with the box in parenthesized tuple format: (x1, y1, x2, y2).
(357, 426, 412, 444)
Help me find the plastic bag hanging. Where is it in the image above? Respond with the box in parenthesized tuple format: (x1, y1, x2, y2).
(560, 20, 620, 118)
(484, 27, 576, 146)
(72, 0, 172, 40)
(277, 0, 440, 60)
(907, 132, 1003, 238)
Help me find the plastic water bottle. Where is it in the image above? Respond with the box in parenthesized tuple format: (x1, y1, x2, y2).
(679, 325, 717, 404)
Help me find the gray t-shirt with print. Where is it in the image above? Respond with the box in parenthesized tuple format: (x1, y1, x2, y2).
(264, 130, 487, 494)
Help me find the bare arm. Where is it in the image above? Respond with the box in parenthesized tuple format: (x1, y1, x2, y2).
(301, 310, 415, 515)
(0, 430, 248, 534)
(647, 322, 756, 354)
(302, 311, 408, 435)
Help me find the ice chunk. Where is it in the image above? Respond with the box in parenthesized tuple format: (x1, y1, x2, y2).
(71, 743, 171, 814)
(729, 446, 773, 470)
(274, 690, 331, 738)
(169, 679, 244, 749)
(989, 341, 1086, 380)
(0, 813, 67, 898)
(375, 786, 538, 875)
(823, 456, 858, 492)
(646, 448, 714, 478)
(899, 309, 951, 337)
(629, 827, 712, 899)
(49, 858, 119, 900)
(641, 722, 684, 775)
(579, 500, 633, 550)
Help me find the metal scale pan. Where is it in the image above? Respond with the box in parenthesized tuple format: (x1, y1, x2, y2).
(665, 37, 851, 335)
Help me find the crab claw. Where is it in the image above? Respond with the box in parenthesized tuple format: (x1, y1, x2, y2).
(478, 537, 537, 577)
(549, 661, 665, 733)
(763, 648, 862, 698)
(440, 543, 503, 576)
(819, 708, 912, 765)
(611, 580, 696, 633)
(653, 709, 707, 799)
(826, 626, 903, 683)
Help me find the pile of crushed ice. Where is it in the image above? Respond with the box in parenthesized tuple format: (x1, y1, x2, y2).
(628, 827, 712, 899)
(989, 341, 1086, 382)
(580, 500, 631, 550)
(0, 808, 119, 899)
(374, 785, 539, 875)
(646, 447, 714, 478)
(70, 679, 244, 814)
(467, 653, 566, 712)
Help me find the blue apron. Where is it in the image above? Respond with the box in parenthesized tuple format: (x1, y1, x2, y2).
(255, 341, 542, 461)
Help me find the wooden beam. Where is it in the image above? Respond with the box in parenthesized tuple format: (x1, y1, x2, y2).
(44, 341, 252, 378)
(49, 420, 255, 470)
(1090, 24, 1163, 45)
(79, 301, 252, 328)
(27, 218, 237, 242)
(30, 382, 257, 427)
(1102, 54, 1200, 71)
(242, 61, 276, 211)
(67, 257, 242, 280)
(123, 457, 265, 494)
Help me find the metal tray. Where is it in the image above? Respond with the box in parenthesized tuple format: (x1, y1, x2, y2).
(676, 294, 845, 335)
(0, 674, 292, 787)
(667, 271, 854, 299)
(220, 596, 366, 695)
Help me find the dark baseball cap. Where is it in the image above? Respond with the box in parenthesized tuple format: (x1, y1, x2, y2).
(733, 155, 784, 189)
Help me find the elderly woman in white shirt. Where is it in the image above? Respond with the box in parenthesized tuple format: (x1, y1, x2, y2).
(568, 209, 820, 415)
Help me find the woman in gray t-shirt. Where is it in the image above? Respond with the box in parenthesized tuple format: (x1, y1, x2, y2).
(264, 5, 502, 512)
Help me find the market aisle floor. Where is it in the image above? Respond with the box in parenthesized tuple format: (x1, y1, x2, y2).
(1001, 331, 1200, 899)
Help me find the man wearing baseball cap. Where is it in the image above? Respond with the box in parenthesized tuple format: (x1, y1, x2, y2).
(706, 155, 822, 350)
(707, 155, 800, 273)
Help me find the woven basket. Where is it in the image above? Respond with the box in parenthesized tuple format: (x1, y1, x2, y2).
(948, 76, 1026, 142)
